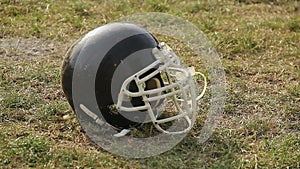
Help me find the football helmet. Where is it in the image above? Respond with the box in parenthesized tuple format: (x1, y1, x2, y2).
(61, 22, 206, 136)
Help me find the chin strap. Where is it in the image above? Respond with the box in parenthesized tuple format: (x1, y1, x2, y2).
(195, 72, 207, 101)
(113, 129, 131, 137)
(80, 104, 105, 125)
(175, 66, 207, 101)
(79, 104, 132, 137)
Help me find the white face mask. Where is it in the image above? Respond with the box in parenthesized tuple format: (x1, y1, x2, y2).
(116, 42, 207, 135)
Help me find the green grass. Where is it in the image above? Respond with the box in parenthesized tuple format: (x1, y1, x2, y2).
(1, 0, 300, 168)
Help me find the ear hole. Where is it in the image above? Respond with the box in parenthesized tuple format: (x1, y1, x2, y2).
(145, 78, 161, 90)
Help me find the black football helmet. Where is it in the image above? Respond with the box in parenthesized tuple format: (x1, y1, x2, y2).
(61, 22, 206, 136)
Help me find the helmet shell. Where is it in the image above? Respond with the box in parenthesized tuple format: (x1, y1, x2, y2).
(61, 22, 159, 129)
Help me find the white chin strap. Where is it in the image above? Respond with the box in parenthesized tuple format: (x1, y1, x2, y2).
(116, 42, 207, 135)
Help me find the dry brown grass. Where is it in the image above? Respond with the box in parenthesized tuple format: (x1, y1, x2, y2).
(0, 0, 299, 168)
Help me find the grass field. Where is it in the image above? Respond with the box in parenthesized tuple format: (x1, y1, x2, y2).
(0, 0, 299, 168)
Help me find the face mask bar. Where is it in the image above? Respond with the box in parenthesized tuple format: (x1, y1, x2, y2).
(116, 42, 205, 135)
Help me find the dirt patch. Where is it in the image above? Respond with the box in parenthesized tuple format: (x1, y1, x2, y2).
(0, 38, 68, 58)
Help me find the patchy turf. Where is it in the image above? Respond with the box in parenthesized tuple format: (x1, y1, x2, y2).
(0, 0, 299, 168)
